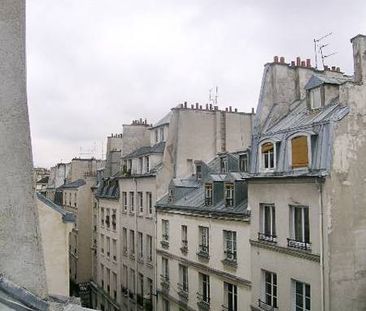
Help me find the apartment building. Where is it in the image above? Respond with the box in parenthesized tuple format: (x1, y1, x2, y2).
(155, 151, 252, 311)
(249, 35, 366, 311)
(92, 106, 254, 311)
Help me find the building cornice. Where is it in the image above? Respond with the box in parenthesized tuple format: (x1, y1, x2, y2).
(157, 249, 251, 288)
(250, 239, 320, 262)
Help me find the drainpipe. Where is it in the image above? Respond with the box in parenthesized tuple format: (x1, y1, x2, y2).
(317, 177, 325, 311)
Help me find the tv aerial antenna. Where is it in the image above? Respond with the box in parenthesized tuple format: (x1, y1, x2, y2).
(209, 86, 219, 105)
(313, 32, 337, 69)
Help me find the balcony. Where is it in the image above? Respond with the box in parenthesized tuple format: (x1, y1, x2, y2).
(121, 285, 128, 297)
(177, 283, 189, 301)
(197, 292, 210, 310)
(160, 234, 169, 249)
(160, 275, 169, 291)
(222, 250, 237, 267)
(258, 299, 277, 311)
(136, 294, 144, 306)
(204, 197, 212, 206)
(287, 238, 311, 251)
(137, 253, 144, 264)
(129, 291, 135, 301)
(197, 244, 209, 260)
(123, 247, 128, 257)
(258, 232, 277, 243)
(180, 240, 188, 254)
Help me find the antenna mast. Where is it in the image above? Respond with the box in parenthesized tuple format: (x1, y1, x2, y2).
(313, 32, 336, 69)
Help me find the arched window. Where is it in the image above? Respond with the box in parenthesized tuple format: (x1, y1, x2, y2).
(261, 142, 275, 170)
(291, 136, 309, 168)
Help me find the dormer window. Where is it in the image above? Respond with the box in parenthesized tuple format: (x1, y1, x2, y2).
(160, 127, 165, 141)
(239, 153, 249, 172)
(224, 183, 234, 207)
(261, 142, 275, 170)
(204, 183, 212, 206)
(291, 136, 309, 168)
(220, 157, 228, 173)
(309, 87, 322, 110)
(196, 164, 202, 179)
(168, 188, 174, 203)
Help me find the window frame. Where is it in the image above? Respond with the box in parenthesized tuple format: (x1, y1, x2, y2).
(224, 183, 234, 207)
(223, 230, 237, 261)
(204, 183, 213, 206)
(239, 153, 249, 172)
(223, 282, 237, 311)
(259, 203, 276, 242)
(198, 226, 209, 254)
(288, 133, 312, 169)
(262, 270, 278, 309)
(289, 205, 311, 250)
(292, 279, 311, 311)
(259, 140, 276, 171)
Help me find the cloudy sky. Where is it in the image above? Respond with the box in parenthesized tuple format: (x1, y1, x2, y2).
(27, 0, 366, 168)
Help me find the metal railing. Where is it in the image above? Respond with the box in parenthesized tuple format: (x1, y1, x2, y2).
(258, 299, 277, 310)
(287, 238, 311, 251)
(258, 232, 277, 243)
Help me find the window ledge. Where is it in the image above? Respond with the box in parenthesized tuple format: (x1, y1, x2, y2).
(196, 251, 210, 260)
(221, 258, 238, 268)
(160, 240, 169, 249)
(180, 246, 188, 254)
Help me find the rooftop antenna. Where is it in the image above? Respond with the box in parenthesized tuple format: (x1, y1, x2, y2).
(313, 32, 336, 69)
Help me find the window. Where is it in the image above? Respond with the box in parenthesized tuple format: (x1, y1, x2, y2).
(122, 192, 127, 212)
(263, 271, 277, 309)
(129, 269, 135, 297)
(112, 209, 116, 230)
(106, 237, 110, 257)
(100, 234, 104, 254)
(101, 208, 105, 226)
(162, 220, 169, 242)
(291, 136, 309, 168)
(122, 265, 128, 291)
(146, 192, 153, 215)
(146, 235, 153, 262)
(112, 239, 117, 261)
(309, 87, 321, 109)
(289, 205, 310, 250)
(239, 153, 249, 172)
(224, 230, 237, 261)
(105, 209, 110, 228)
(128, 159, 132, 171)
(168, 188, 174, 203)
(225, 183, 234, 207)
(223, 282, 237, 311)
(122, 227, 127, 255)
(198, 226, 209, 254)
(178, 264, 188, 292)
(138, 232, 143, 259)
(74, 193, 77, 207)
(261, 142, 275, 170)
(181, 225, 188, 248)
(129, 192, 134, 212)
(220, 157, 228, 173)
(160, 127, 165, 141)
(198, 273, 210, 305)
(138, 192, 143, 214)
(147, 277, 153, 299)
(138, 273, 144, 306)
(162, 257, 169, 280)
(130, 230, 135, 256)
(259, 204, 276, 242)
(204, 183, 213, 206)
(162, 298, 170, 311)
(139, 157, 143, 174)
(196, 164, 202, 179)
(145, 156, 150, 173)
(293, 280, 311, 311)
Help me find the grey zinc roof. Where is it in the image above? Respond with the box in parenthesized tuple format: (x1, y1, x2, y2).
(150, 111, 172, 129)
(61, 179, 86, 189)
(304, 74, 352, 90)
(264, 100, 349, 136)
(171, 177, 199, 188)
(123, 142, 165, 159)
(36, 192, 75, 223)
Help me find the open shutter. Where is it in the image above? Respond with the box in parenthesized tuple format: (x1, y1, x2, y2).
(291, 136, 308, 168)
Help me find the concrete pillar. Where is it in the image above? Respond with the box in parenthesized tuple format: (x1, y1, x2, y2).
(0, 0, 48, 298)
(351, 34, 366, 83)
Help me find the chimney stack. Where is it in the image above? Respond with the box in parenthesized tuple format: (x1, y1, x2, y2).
(280, 56, 285, 63)
(351, 34, 366, 83)
(296, 57, 301, 66)
(274, 56, 279, 63)
(306, 59, 311, 67)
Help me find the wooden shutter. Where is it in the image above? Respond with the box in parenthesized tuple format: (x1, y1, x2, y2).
(291, 136, 308, 168)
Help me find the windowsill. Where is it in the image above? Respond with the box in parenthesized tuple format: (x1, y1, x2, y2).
(178, 289, 189, 301)
(196, 250, 210, 260)
(197, 300, 210, 310)
(160, 240, 169, 249)
(129, 212, 135, 216)
(180, 246, 188, 254)
(145, 215, 153, 220)
(122, 210, 127, 214)
(221, 258, 238, 268)
(137, 213, 144, 218)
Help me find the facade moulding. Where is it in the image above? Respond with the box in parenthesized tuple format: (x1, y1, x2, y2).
(157, 249, 252, 288)
(250, 239, 320, 262)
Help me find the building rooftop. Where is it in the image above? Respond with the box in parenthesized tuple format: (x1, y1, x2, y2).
(61, 179, 86, 189)
(36, 192, 75, 223)
(122, 141, 165, 159)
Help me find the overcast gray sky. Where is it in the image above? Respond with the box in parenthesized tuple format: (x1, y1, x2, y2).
(27, 0, 366, 168)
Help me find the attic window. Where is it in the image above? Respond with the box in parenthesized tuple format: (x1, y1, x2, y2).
(239, 153, 249, 172)
(196, 164, 202, 179)
(261, 142, 275, 170)
(291, 136, 309, 168)
(204, 183, 212, 206)
(220, 157, 228, 173)
(224, 183, 234, 207)
(168, 188, 174, 203)
(309, 87, 321, 109)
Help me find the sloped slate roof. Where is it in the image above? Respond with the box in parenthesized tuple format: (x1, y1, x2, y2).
(264, 100, 349, 135)
(123, 142, 165, 159)
(36, 192, 75, 223)
(304, 74, 352, 90)
(61, 179, 86, 189)
(171, 177, 199, 188)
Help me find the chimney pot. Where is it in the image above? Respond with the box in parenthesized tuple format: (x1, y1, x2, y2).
(199, 105, 202, 110)
(324, 65, 328, 70)
(229, 106, 232, 112)
(351, 34, 366, 82)
(191, 104, 194, 109)
(274, 56, 279, 63)
(280, 56, 285, 63)
(336, 67, 340, 72)
(196, 103, 199, 109)
(331, 66, 336, 71)
(214, 106, 218, 110)
(225, 108, 228, 112)
(234, 108, 238, 112)
(251, 107, 255, 114)
(206, 104, 208, 109)
(180, 103, 183, 108)
(184, 102, 187, 108)
(210, 104, 213, 110)
(301, 60, 306, 67)
(296, 57, 301, 66)
(306, 59, 311, 67)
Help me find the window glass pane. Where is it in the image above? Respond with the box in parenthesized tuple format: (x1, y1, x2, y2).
(304, 208, 310, 243)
